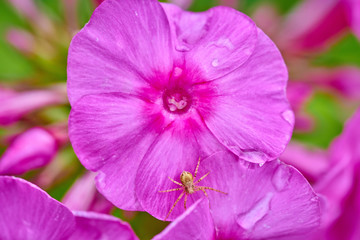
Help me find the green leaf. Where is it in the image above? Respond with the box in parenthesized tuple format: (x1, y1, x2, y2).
(312, 33, 360, 67)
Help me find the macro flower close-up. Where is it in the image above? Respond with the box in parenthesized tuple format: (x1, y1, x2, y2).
(0, 0, 359, 239)
(68, 0, 293, 220)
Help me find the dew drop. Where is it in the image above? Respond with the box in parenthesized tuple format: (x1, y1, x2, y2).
(237, 150, 267, 164)
(212, 58, 219, 67)
(271, 165, 292, 191)
(281, 110, 294, 126)
(215, 38, 234, 50)
(95, 37, 99, 42)
(175, 44, 190, 52)
(237, 192, 273, 230)
(135, 11, 139, 16)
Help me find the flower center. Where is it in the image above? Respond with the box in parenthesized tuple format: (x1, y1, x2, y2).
(162, 88, 192, 114)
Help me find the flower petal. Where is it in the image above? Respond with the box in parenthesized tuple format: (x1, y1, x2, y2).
(135, 111, 225, 221)
(161, 3, 257, 81)
(70, 211, 138, 240)
(0, 89, 65, 125)
(67, 0, 173, 105)
(0, 176, 75, 240)
(196, 152, 321, 239)
(0, 128, 58, 175)
(197, 29, 293, 163)
(69, 93, 169, 210)
(153, 198, 215, 240)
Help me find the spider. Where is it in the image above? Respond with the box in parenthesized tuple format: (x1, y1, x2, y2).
(159, 157, 227, 221)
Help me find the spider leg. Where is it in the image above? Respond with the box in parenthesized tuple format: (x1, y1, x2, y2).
(194, 157, 201, 178)
(165, 191, 185, 221)
(194, 172, 210, 184)
(159, 187, 182, 193)
(168, 176, 183, 186)
(184, 193, 188, 210)
(200, 188, 211, 208)
(197, 186, 227, 195)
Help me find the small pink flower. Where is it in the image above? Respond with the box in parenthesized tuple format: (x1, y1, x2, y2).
(68, 0, 293, 215)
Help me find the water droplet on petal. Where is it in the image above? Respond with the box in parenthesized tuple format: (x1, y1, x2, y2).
(282, 110, 294, 126)
(237, 150, 267, 164)
(271, 164, 292, 191)
(135, 11, 139, 16)
(212, 58, 219, 67)
(175, 44, 190, 52)
(237, 192, 273, 230)
(95, 37, 99, 42)
(259, 162, 265, 167)
(215, 38, 234, 50)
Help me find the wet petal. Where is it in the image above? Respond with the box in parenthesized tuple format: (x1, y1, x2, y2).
(70, 211, 138, 240)
(161, 3, 257, 81)
(153, 198, 215, 240)
(0, 128, 58, 175)
(197, 29, 293, 163)
(69, 93, 168, 210)
(135, 111, 225, 221)
(196, 152, 320, 239)
(0, 176, 75, 240)
(67, 0, 173, 105)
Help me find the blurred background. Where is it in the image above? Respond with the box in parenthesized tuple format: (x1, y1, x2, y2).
(0, 0, 359, 239)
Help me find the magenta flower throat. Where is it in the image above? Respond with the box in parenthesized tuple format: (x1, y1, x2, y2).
(68, 0, 294, 220)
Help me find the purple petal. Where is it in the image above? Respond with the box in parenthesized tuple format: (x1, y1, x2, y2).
(315, 108, 360, 227)
(135, 111, 225, 221)
(0, 176, 75, 239)
(196, 152, 320, 239)
(0, 89, 65, 125)
(70, 211, 138, 240)
(161, 3, 257, 81)
(0, 128, 58, 175)
(197, 29, 293, 163)
(62, 172, 113, 214)
(153, 198, 215, 240)
(67, 0, 173, 105)
(281, 0, 348, 51)
(69, 93, 169, 210)
(343, 0, 360, 39)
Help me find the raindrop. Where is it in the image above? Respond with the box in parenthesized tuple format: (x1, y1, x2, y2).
(271, 165, 292, 191)
(175, 44, 190, 52)
(212, 58, 219, 67)
(281, 110, 294, 126)
(237, 192, 273, 230)
(237, 150, 267, 165)
(135, 11, 139, 16)
(215, 38, 234, 50)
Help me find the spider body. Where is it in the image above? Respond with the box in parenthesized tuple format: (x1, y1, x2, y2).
(159, 158, 227, 221)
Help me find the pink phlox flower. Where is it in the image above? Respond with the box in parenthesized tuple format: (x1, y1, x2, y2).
(68, 0, 293, 219)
